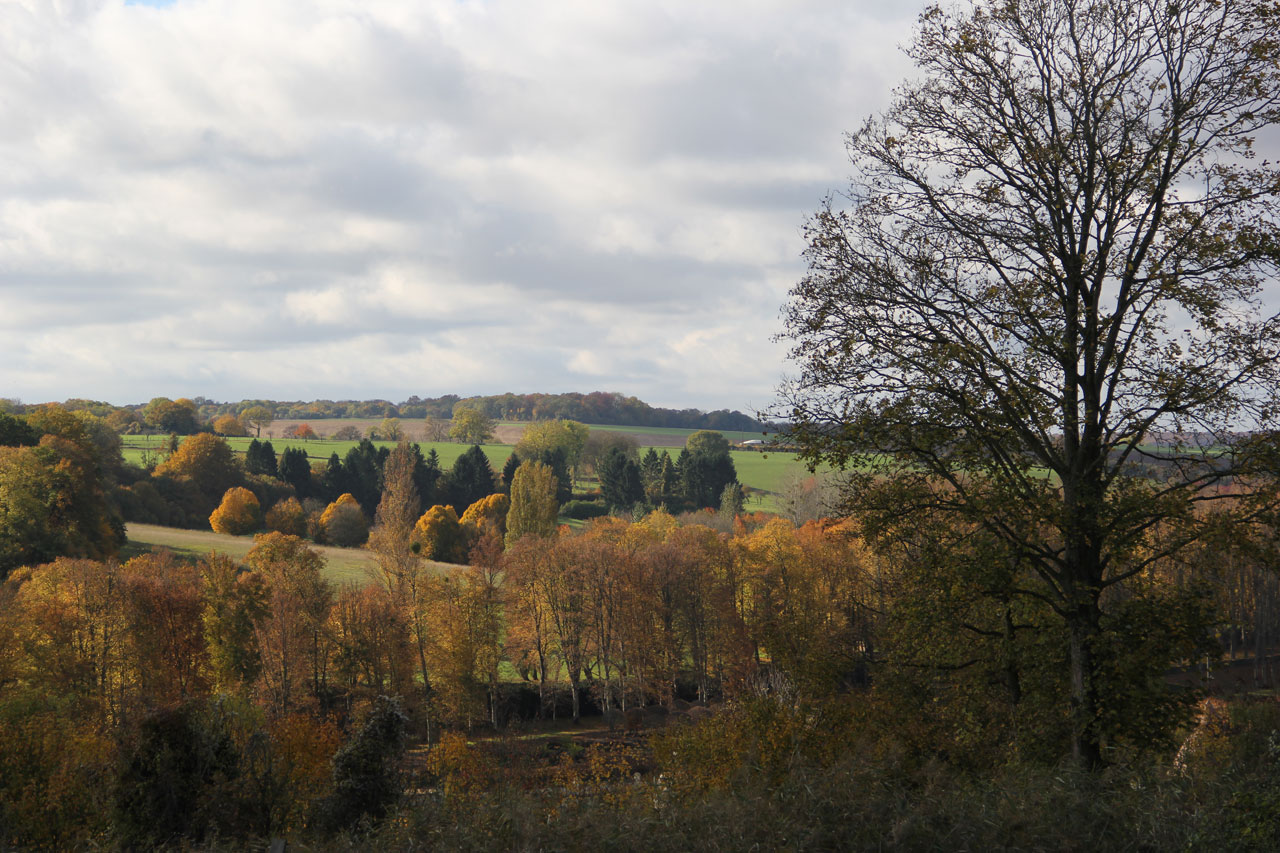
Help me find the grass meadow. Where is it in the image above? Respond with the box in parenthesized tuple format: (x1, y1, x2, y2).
(122, 422, 809, 512)
(121, 522, 458, 585)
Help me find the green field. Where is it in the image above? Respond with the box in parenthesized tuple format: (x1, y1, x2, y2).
(121, 434, 513, 472)
(121, 522, 441, 585)
(121, 428, 807, 510)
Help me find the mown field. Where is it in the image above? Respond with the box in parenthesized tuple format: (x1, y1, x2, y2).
(121, 523, 460, 585)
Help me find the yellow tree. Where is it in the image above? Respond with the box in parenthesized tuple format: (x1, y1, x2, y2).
(540, 533, 592, 722)
(419, 561, 504, 728)
(328, 583, 412, 695)
(121, 552, 208, 705)
(246, 532, 333, 713)
(211, 414, 246, 437)
(264, 497, 307, 537)
(200, 553, 268, 692)
(368, 443, 429, 707)
(501, 535, 556, 716)
(505, 461, 559, 548)
(515, 419, 589, 485)
(459, 493, 509, 543)
(449, 406, 494, 444)
(8, 558, 128, 722)
(320, 493, 368, 546)
(209, 487, 262, 535)
(412, 505, 466, 564)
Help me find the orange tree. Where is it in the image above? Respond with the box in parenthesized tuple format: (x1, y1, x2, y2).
(210, 487, 262, 535)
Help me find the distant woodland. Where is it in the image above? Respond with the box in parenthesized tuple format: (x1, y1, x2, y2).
(0, 391, 767, 433)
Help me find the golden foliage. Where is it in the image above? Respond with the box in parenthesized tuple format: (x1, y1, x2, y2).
(320, 493, 368, 546)
(460, 492, 509, 538)
(412, 504, 466, 563)
(265, 497, 307, 537)
(211, 414, 246, 437)
(209, 487, 262, 535)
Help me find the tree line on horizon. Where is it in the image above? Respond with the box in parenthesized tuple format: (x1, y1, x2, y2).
(0, 390, 769, 435)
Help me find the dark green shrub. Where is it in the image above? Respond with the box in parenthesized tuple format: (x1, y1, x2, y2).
(562, 499, 610, 520)
(317, 696, 409, 835)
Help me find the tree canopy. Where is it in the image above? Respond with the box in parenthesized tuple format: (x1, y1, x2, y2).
(779, 0, 1280, 765)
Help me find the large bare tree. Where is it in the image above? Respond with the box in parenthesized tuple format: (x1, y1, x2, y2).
(780, 0, 1280, 764)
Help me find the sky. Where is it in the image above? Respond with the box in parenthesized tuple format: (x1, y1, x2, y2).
(0, 0, 923, 413)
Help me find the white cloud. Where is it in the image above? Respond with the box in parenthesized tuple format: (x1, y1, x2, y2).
(0, 0, 922, 411)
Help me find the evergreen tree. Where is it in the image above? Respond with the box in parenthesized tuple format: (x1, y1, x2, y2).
(501, 452, 521, 493)
(342, 440, 388, 515)
(244, 439, 277, 477)
(411, 444, 442, 508)
(681, 449, 738, 509)
(442, 445, 496, 514)
(321, 453, 346, 503)
(278, 447, 312, 497)
(537, 446, 572, 504)
(640, 447, 662, 501)
(659, 452, 678, 504)
(598, 447, 644, 511)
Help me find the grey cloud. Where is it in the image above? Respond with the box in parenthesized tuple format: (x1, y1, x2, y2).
(0, 0, 928, 409)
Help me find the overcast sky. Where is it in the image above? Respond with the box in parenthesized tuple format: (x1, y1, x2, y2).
(0, 0, 922, 412)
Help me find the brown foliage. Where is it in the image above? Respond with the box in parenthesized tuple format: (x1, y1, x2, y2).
(265, 497, 308, 537)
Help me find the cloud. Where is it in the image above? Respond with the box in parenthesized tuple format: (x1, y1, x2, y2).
(0, 0, 922, 411)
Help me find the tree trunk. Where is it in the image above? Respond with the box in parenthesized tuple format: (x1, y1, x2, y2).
(1067, 608, 1102, 767)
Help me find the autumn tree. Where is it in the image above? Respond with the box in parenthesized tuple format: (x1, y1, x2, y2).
(423, 415, 451, 442)
(320, 494, 369, 547)
(686, 430, 730, 457)
(368, 443, 430, 703)
(778, 0, 1280, 764)
(209, 487, 262, 535)
(0, 439, 123, 578)
(143, 397, 199, 434)
(0, 412, 37, 447)
(241, 406, 274, 438)
(154, 433, 244, 521)
(449, 406, 494, 444)
(121, 552, 209, 705)
(460, 493, 510, 541)
(265, 497, 307, 537)
(515, 419, 589, 485)
(212, 414, 246, 437)
(379, 418, 403, 441)
(505, 461, 560, 547)
(413, 505, 467, 564)
(246, 532, 333, 712)
(539, 534, 592, 722)
(7, 557, 129, 721)
(501, 536, 556, 716)
(201, 554, 269, 691)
